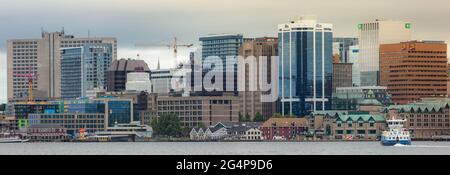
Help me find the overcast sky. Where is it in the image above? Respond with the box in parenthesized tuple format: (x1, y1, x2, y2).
(1, 0, 450, 102)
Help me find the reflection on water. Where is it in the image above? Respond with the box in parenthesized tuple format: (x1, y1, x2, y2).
(0, 141, 449, 155)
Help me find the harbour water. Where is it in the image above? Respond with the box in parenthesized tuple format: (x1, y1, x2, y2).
(0, 141, 449, 155)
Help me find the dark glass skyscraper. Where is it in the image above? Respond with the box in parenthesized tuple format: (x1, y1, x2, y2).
(199, 34, 243, 96)
(278, 17, 333, 116)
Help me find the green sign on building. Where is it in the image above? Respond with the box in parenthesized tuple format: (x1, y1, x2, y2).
(18, 119, 28, 128)
(405, 23, 411, 29)
(358, 24, 363, 30)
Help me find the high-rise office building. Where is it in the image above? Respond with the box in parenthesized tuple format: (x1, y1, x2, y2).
(332, 37, 358, 63)
(278, 16, 333, 116)
(332, 63, 352, 92)
(238, 37, 278, 119)
(348, 45, 360, 86)
(7, 30, 117, 101)
(199, 34, 243, 96)
(358, 19, 411, 86)
(106, 58, 151, 92)
(60, 43, 113, 99)
(380, 40, 448, 104)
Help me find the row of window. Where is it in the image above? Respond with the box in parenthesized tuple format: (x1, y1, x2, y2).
(337, 122, 376, 127)
(335, 130, 377, 134)
(13, 53, 37, 56)
(13, 49, 38, 52)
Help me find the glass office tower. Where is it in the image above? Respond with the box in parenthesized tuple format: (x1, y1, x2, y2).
(278, 17, 333, 116)
(61, 43, 113, 99)
(199, 34, 243, 95)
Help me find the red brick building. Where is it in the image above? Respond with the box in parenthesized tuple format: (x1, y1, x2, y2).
(260, 118, 308, 140)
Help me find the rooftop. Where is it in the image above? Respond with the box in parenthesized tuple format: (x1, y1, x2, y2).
(261, 118, 308, 128)
(336, 114, 385, 122)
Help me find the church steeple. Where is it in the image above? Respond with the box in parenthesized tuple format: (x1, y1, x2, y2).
(157, 58, 160, 70)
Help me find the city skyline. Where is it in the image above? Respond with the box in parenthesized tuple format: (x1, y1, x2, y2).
(1, 0, 450, 102)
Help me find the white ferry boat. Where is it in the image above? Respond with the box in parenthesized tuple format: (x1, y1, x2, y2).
(381, 118, 411, 146)
(0, 133, 29, 143)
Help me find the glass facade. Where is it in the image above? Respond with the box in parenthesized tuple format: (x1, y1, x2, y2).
(332, 37, 358, 63)
(61, 47, 83, 99)
(279, 20, 333, 116)
(107, 100, 132, 127)
(61, 43, 113, 99)
(199, 34, 243, 95)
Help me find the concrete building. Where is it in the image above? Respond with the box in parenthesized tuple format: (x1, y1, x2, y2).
(238, 37, 278, 119)
(332, 37, 358, 63)
(388, 98, 450, 139)
(150, 68, 177, 95)
(278, 16, 333, 116)
(61, 43, 113, 99)
(154, 94, 239, 127)
(199, 34, 243, 95)
(106, 58, 151, 92)
(126, 72, 152, 93)
(380, 41, 448, 104)
(348, 45, 360, 86)
(7, 30, 117, 101)
(358, 19, 412, 86)
(332, 63, 352, 92)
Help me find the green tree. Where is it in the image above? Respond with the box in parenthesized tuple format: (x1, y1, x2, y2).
(151, 113, 182, 137)
(253, 112, 265, 122)
(272, 113, 283, 118)
(245, 113, 251, 122)
(239, 112, 244, 122)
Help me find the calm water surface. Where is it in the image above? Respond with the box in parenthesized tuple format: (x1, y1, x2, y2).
(0, 141, 449, 155)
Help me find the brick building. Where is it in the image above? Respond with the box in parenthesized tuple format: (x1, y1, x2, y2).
(380, 41, 448, 104)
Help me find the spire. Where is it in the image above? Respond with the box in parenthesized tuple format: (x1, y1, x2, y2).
(157, 58, 160, 70)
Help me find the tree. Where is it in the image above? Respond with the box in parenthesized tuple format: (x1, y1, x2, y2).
(272, 113, 283, 118)
(151, 113, 182, 137)
(253, 112, 265, 122)
(239, 112, 244, 122)
(245, 113, 251, 122)
(270, 113, 297, 118)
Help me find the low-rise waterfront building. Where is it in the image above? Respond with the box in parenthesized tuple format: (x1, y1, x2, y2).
(0, 115, 17, 132)
(388, 98, 450, 139)
(23, 124, 69, 142)
(260, 118, 308, 140)
(190, 126, 228, 141)
(28, 113, 106, 136)
(307, 110, 348, 138)
(217, 122, 263, 141)
(332, 114, 386, 140)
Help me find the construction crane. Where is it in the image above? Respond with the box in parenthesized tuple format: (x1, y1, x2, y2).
(13, 66, 37, 103)
(135, 37, 193, 66)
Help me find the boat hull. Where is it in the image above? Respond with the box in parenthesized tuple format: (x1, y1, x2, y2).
(381, 139, 411, 146)
(0, 139, 29, 143)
